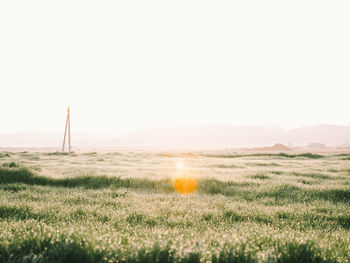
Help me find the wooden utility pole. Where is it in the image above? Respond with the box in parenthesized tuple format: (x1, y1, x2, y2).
(62, 106, 71, 152)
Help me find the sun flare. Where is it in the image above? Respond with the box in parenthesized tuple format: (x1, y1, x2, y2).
(173, 176, 198, 195)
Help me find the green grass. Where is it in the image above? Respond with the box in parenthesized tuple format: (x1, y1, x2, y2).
(246, 163, 279, 167)
(271, 171, 284, 175)
(0, 151, 350, 262)
(45, 151, 73, 156)
(209, 164, 242, 169)
(2, 162, 19, 168)
(0, 232, 337, 263)
(291, 172, 331, 180)
(0, 166, 174, 191)
(1, 165, 349, 203)
(249, 174, 271, 180)
(0, 153, 10, 158)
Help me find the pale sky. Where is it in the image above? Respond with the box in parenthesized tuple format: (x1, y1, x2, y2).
(1, 1, 349, 135)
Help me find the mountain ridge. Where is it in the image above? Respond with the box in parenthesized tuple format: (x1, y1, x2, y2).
(1, 124, 349, 148)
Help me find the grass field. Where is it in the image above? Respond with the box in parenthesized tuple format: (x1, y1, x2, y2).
(0, 150, 350, 262)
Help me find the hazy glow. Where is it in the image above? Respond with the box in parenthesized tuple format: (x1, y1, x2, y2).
(1, 1, 349, 134)
(176, 163, 185, 170)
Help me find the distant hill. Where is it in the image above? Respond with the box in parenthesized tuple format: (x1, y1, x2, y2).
(0, 132, 114, 148)
(114, 125, 350, 148)
(286, 125, 350, 146)
(0, 125, 350, 149)
(114, 125, 286, 148)
(244, 143, 292, 152)
(108, 125, 350, 149)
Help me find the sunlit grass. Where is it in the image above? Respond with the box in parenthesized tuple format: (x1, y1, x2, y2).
(0, 151, 350, 262)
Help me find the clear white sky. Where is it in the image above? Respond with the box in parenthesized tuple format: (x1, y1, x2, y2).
(1, 1, 349, 135)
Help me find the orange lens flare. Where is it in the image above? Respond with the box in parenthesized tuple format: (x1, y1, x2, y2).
(173, 176, 198, 194)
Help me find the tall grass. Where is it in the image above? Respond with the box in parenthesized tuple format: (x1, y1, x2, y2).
(0, 153, 10, 158)
(1, 166, 349, 205)
(0, 233, 344, 263)
(1, 152, 350, 263)
(0, 166, 173, 192)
